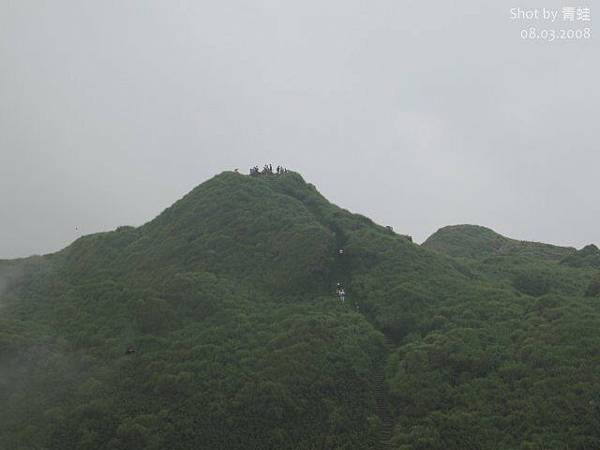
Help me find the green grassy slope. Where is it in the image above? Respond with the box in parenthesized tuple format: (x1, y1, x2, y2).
(1, 172, 600, 450)
(424, 225, 575, 261)
(407, 224, 600, 450)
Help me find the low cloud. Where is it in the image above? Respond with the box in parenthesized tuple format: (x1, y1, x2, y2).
(0, 263, 25, 300)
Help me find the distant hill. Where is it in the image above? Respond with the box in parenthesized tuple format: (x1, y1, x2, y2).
(423, 224, 575, 260)
(2, 171, 600, 450)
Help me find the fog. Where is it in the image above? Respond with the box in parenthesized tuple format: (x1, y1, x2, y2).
(0, 263, 24, 301)
(1, 0, 598, 258)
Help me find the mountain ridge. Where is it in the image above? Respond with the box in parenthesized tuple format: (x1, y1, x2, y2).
(2, 171, 600, 450)
(423, 223, 577, 260)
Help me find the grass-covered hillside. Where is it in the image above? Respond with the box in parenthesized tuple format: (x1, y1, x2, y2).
(423, 225, 575, 261)
(1, 171, 600, 450)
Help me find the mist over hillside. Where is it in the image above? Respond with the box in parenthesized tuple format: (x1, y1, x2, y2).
(1, 171, 600, 450)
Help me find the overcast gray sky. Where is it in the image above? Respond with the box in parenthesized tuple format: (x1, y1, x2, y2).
(1, 0, 598, 259)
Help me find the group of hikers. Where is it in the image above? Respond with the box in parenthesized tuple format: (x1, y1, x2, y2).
(249, 164, 289, 176)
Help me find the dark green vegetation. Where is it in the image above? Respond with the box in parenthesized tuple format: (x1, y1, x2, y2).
(1, 172, 599, 450)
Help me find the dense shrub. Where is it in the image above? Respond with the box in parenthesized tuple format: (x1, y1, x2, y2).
(1, 171, 599, 450)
